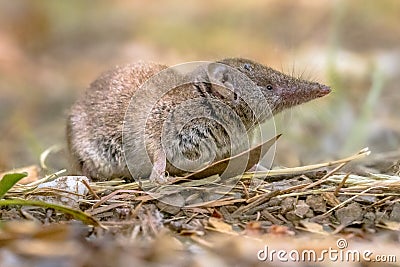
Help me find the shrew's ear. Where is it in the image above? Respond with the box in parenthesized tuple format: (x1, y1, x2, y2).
(207, 63, 234, 91)
(207, 63, 240, 103)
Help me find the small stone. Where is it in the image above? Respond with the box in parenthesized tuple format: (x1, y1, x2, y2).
(305, 209, 315, 218)
(280, 197, 295, 214)
(364, 211, 376, 225)
(285, 211, 301, 221)
(389, 203, 400, 222)
(356, 195, 377, 204)
(35, 176, 90, 208)
(294, 200, 310, 218)
(267, 197, 281, 207)
(306, 195, 327, 213)
(335, 203, 364, 225)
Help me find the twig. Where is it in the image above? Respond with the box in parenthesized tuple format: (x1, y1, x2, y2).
(334, 173, 350, 196)
(82, 179, 100, 199)
(88, 203, 129, 216)
(321, 186, 385, 216)
(245, 147, 370, 178)
(302, 162, 347, 190)
(368, 196, 394, 208)
(239, 181, 249, 199)
(92, 190, 144, 209)
(231, 190, 281, 217)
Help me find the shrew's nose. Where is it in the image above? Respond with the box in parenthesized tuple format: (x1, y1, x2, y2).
(316, 84, 331, 97)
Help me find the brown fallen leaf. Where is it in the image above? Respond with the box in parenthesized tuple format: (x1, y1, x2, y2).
(207, 217, 236, 234)
(297, 220, 330, 235)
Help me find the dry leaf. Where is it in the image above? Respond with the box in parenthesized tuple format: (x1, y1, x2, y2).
(322, 192, 341, 207)
(208, 217, 234, 233)
(298, 220, 329, 235)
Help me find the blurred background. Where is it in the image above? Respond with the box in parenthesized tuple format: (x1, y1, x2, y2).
(0, 0, 399, 173)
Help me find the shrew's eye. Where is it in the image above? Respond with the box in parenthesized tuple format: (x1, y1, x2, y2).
(243, 63, 253, 71)
(266, 85, 273, 90)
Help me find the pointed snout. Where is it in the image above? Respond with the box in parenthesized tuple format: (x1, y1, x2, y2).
(316, 84, 331, 97)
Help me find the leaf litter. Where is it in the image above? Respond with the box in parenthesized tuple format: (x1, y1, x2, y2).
(1, 145, 400, 266)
